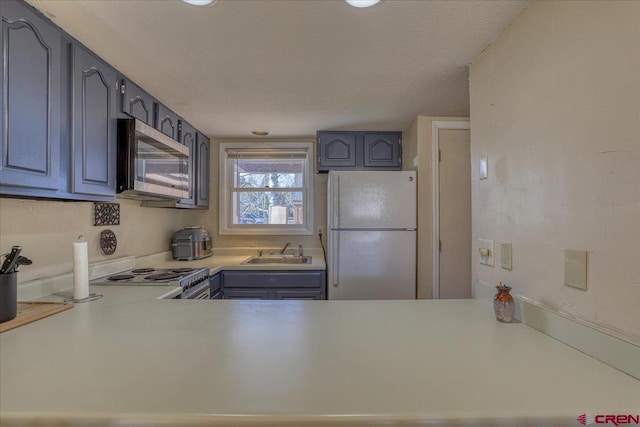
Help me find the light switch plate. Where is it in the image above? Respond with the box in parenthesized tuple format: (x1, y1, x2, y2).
(564, 249, 587, 290)
(479, 238, 494, 266)
(501, 243, 512, 270)
(479, 154, 488, 180)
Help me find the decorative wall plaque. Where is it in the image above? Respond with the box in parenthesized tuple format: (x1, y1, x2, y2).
(99, 230, 118, 256)
(94, 203, 120, 226)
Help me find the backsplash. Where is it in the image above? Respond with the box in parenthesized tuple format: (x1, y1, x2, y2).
(0, 198, 202, 283)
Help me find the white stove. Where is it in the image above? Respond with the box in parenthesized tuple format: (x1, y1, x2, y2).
(90, 267, 211, 299)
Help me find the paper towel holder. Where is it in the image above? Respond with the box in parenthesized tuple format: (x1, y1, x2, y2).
(65, 235, 103, 303)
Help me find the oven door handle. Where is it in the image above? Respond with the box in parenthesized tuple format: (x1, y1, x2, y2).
(180, 280, 210, 299)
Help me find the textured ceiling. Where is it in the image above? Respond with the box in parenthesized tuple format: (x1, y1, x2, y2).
(26, 0, 529, 138)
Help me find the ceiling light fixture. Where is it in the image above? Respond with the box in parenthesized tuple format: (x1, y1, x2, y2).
(345, 0, 381, 8)
(182, 0, 217, 6)
(252, 130, 269, 136)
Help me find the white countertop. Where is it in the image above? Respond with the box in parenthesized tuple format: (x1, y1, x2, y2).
(136, 248, 327, 274)
(1, 295, 639, 426)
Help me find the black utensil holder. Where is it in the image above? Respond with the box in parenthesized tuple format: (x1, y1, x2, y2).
(0, 273, 17, 323)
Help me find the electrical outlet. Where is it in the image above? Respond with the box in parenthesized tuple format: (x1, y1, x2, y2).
(501, 243, 512, 270)
(317, 227, 323, 236)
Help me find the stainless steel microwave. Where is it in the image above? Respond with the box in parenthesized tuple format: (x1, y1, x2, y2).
(117, 119, 190, 200)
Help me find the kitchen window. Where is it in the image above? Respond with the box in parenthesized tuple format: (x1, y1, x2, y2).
(219, 142, 314, 235)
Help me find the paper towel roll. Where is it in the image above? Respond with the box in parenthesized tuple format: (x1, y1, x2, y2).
(73, 237, 89, 300)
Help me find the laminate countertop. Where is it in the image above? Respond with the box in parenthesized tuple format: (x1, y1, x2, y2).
(1, 295, 639, 427)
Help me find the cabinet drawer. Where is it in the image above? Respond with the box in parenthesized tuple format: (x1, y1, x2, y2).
(223, 289, 271, 300)
(222, 271, 324, 288)
(275, 289, 323, 300)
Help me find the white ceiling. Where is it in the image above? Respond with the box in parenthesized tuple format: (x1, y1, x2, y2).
(27, 0, 529, 139)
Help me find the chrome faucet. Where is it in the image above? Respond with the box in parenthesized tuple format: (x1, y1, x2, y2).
(280, 242, 291, 255)
(298, 244, 304, 257)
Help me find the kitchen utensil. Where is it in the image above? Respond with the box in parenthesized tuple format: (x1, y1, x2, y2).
(0, 246, 22, 274)
(14, 257, 32, 273)
(15, 256, 32, 271)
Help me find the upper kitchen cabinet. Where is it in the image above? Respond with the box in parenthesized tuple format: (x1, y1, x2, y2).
(317, 131, 402, 172)
(363, 133, 402, 168)
(119, 77, 155, 126)
(0, 0, 62, 192)
(69, 43, 117, 197)
(196, 132, 210, 208)
(155, 103, 180, 141)
(317, 132, 357, 169)
(178, 120, 197, 206)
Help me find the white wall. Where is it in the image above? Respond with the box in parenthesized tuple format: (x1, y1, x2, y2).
(469, 0, 640, 342)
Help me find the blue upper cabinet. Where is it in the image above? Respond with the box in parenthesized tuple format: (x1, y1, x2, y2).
(69, 43, 118, 197)
(317, 131, 402, 172)
(317, 132, 357, 169)
(363, 132, 401, 168)
(178, 120, 197, 206)
(0, 0, 62, 191)
(0, 0, 207, 203)
(155, 103, 180, 141)
(120, 78, 155, 126)
(196, 132, 210, 208)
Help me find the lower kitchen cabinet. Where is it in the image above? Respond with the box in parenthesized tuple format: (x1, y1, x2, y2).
(221, 270, 326, 300)
(210, 272, 221, 299)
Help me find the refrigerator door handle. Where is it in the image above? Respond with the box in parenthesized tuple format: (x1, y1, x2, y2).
(331, 173, 340, 229)
(331, 232, 339, 287)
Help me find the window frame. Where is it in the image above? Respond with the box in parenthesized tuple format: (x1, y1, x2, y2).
(219, 141, 314, 236)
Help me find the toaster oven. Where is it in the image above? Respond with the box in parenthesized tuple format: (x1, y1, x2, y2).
(171, 227, 213, 260)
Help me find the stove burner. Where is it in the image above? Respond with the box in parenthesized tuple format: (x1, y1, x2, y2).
(131, 268, 155, 274)
(145, 273, 182, 281)
(107, 274, 135, 281)
(170, 268, 195, 273)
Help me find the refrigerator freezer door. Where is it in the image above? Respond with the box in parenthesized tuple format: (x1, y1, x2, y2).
(328, 171, 416, 230)
(328, 230, 416, 300)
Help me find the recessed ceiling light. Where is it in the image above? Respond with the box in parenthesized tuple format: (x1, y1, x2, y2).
(252, 130, 269, 136)
(345, 0, 381, 8)
(183, 0, 217, 6)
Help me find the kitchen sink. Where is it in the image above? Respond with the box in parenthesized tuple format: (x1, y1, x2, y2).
(242, 256, 312, 265)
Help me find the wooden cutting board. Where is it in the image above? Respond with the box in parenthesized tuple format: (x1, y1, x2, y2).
(0, 302, 73, 333)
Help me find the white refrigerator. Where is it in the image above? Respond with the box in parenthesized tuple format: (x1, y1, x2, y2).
(327, 171, 416, 300)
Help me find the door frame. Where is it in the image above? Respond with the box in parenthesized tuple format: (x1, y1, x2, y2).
(431, 120, 471, 299)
